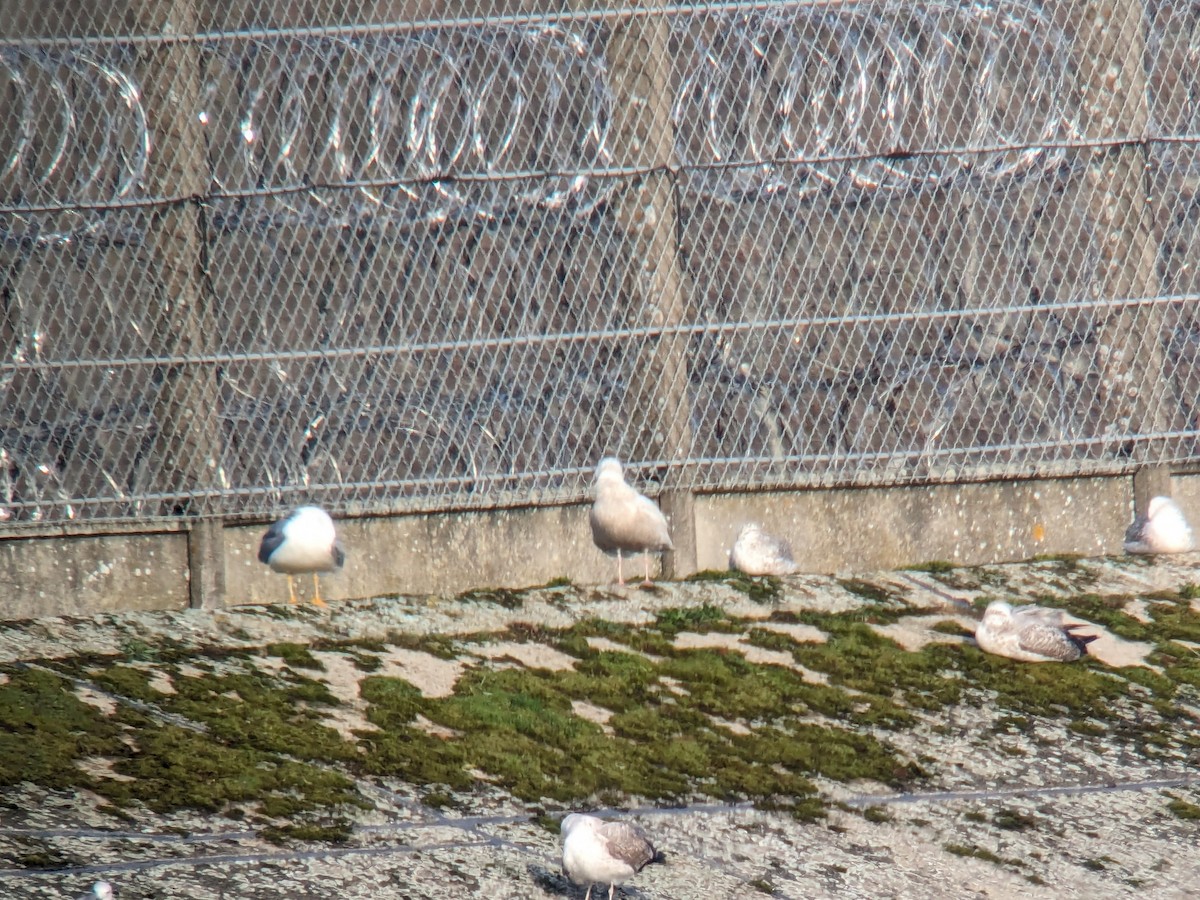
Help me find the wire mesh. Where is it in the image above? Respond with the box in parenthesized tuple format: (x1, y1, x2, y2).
(1, 0, 1198, 526)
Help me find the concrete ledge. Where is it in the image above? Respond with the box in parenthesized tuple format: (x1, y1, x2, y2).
(224, 505, 618, 606)
(0, 531, 189, 619)
(4, 472, 1198, 619)
(696, 476, 1135, 573)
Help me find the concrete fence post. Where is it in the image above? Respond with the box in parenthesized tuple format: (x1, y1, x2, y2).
(604, 6, 697, 577)
(133, 0, 225, 606)
(1071, 1, 1169, 451)
(1132, 466, 1172, 517)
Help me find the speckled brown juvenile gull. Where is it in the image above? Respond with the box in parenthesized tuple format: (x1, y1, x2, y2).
(561, 813, 665, 900)
(258, 506, 346, 606)
(1124, 496, 1196, 555)
(729, 523, 797, 576)
(589, 457, 673, 587)
(974, 600, 1097, 663)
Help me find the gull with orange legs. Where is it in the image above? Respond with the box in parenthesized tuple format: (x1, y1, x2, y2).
(258, 506, 345, 606)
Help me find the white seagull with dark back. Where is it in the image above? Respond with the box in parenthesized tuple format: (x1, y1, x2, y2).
(974, 600, 1097, 663)
(257, 506, 345, 606)
(589, 457, 673, 587)
(1123, 496, 1196, 555)
(561, 813, 665, 900)
(730, 523, 797, 576)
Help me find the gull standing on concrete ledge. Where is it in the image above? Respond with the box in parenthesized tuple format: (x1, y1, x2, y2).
(258, 506, 345, 606)
(1124, 496, 1196, 554)
(561, 813, 665, 900)
(589, 457, 673, 587)
(974, 600, 1097, 662)
(730, 523, 797, 576)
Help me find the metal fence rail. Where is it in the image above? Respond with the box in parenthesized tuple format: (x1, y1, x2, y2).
(1, 0, 1198, 526)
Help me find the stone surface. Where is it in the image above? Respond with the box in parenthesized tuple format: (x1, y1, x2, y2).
(0, 531, 189, 619)
(697, 476, 1135, 573)
(2, 554, 1200, 898)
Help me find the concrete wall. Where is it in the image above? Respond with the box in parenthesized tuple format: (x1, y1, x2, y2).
(3, 471, 1198, 619)
(224, 505, 614, 606)
(696, 477, 1135, 573)
(0, 531, 189, 619)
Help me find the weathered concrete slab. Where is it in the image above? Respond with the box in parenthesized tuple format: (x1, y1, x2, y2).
(224, 504, 621, 606)
(0, 531, 189, 619)
(697, 476, 1134, 573)
(2, 554, 1200, 898)
(1173, 472, 1200, 515)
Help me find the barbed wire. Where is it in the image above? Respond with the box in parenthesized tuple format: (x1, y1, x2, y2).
(0, 3, 1095, 235)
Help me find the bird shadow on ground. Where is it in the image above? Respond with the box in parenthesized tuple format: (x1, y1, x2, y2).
(529, 864, 571, 895)
(529, 863, 651, 898)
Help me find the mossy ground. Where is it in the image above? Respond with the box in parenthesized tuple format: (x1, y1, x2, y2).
(2, 569, 1200, 854)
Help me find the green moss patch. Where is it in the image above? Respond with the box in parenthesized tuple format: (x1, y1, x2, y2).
(100, 718, 363, 817)
(1, 657, 365, 825)
(162, 667, 354, 762)
(3, 838, 81, 870)
(457, 588, 525, 609)
(1166, 798, 1200, 820)
(655, 604, 735, 635)
(903, 561, 956, 574)
(261, 819, 354, 844)
(357, 630, 916, 813)
(685, 570, 783, 604)
(0, 667, 124, 791)
(943, 842, 1025, 869)
(386, 632, 461, 660)
(836, 578, 901, 605)
(265, 642, 324, 670)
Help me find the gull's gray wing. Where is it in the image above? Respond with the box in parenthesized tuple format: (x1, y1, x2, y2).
(595, 820, 659, 872)
(1016, 619, 1086, 661)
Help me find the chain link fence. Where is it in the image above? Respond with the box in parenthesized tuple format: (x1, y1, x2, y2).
(1, 0, 1198, 527)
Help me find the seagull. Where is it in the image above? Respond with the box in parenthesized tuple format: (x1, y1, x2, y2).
(257, 506, 345, 606)
(82, 882, 114, 900)
(589, 457, 673, 587)
(1124, 496, 1196, 554)
(729, 523, 797, 576)
(561, 813, 665, 900)
(974, 600, 1097, 662)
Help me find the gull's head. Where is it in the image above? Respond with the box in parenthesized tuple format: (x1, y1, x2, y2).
(93, 882, 114, 900)
(1133, 495, 1195, 553)
(288, 506, 337, 542)
(561, 812, 595, 837)
(1147, 495, 1180, 522)
(1142, 494, 1171, 520)
(595, 457, 625, 485)
(982, 600, 1013, 626)
(736, 523, 763, 540)
(292, 505, 334, 528)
